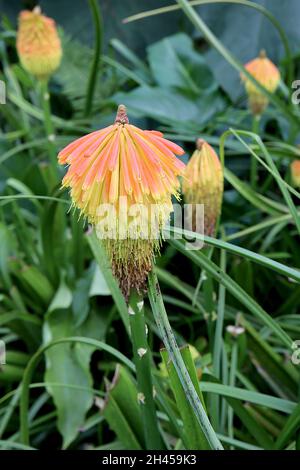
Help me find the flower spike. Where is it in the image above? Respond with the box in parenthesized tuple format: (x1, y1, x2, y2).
(17, 6, 62, 80)
(182, 139, 223, 237)
(291, 160, 300, 188)
(241, 50, 280, 115)
(58, 105, 185, 299)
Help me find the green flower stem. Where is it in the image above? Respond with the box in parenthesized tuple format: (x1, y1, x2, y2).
(211, 233, 227, 430)
(192, 246, 214, 306)
(148, 270, 223, 450)
(228, 340, 238, 440)
(39, 79, 58, 184)
(84, 0, 103, 117)
(128, 291, 164, 450)
(71, 216, 85, 278)
(251, 116, 261, 189)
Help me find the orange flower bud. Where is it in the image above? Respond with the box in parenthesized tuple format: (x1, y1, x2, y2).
(291, 160, 300, 187)
(241, 50, 280, 115)
(182, 139, 223, 237)
(17, 6, 62, 80)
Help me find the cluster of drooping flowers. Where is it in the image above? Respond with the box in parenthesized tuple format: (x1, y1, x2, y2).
(241, 49, 280, 115)
(16, 6, 62, 81)
(58, 105, 185, 298)
(182, 139, 223, 237)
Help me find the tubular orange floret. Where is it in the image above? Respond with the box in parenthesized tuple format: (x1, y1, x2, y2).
(291, 160, 300, 188)
(241, 50, 280, 115)
(58, 105, 185, 299)
(16, 6, 62, 80)
(182, 139, 223, 237)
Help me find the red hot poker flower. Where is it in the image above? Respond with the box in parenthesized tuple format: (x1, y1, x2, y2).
(58, 105, 185, 298)
(17, 6, 62, 80)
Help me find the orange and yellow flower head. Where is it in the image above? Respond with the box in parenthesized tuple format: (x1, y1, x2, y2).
(241, 50, 280, 115)
(291, 160, 300, 187)
(182, 139, 223, 237)
(58, 105, 185, 298)
(17, 6, 62, 80)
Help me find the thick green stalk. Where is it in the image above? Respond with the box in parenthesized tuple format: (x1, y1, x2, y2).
(148, 270, 223, 450)
(129, 292, 163, 449)
(39, 79, 58, 184)
(211, 241, 226, 430)
(84, 0, 103, 117)
(71, 216, 85, 278)
(192, 246, 213, 306)
(228, 341, 238, 440)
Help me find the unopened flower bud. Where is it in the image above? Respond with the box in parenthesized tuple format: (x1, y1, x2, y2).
(291, 160, 300, 187)
(182, 139, 223, 236)
(241, 50, 280, 115)
(17, 6, 62, 81)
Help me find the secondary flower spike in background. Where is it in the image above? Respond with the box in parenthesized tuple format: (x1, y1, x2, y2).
(58, 105, 185, 299)
(17, 6, 62, 81)
(182, 138, 223, 237)
(291, 160, 300, 187)
(241, 49, 280, 115)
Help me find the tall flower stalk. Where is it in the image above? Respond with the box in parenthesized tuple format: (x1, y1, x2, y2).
(241, 50, 280, 187)
(16, 6, 62, 81)
(241, 50, 280, 117)
(40, 79, 58, 181)
(251, 115, 261, 189)
(291, 160, 300, 188)
(84, 0, 103, 117)
(58, 104, 224, 448)
(16, 6, 62, 182)
(128, 293, 163, 449)
(58, 105, 187, 448)
(148, 271, 223, 450)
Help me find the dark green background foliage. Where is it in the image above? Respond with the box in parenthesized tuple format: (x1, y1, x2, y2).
(2, 0, 300, 99)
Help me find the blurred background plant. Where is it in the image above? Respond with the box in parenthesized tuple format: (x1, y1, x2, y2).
(0, 0, 300, 451)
